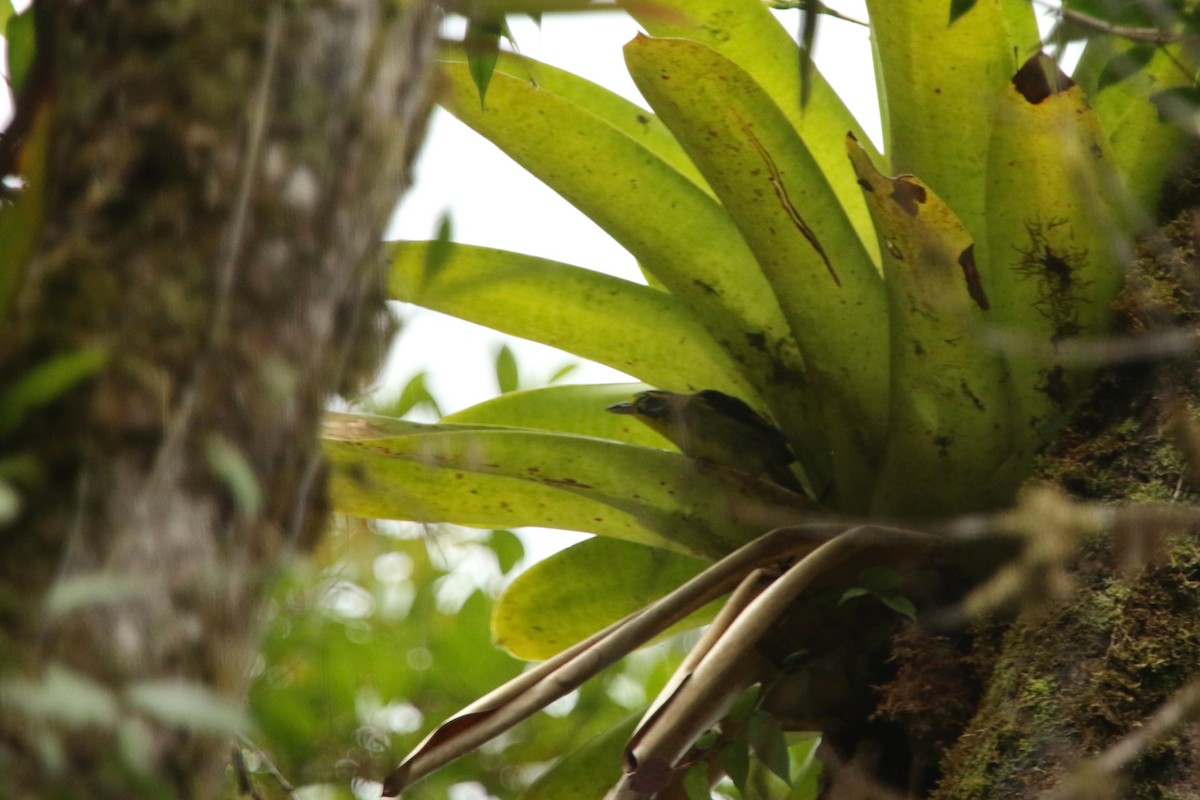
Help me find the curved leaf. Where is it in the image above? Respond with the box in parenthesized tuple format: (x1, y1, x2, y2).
(866, 0, 1039, 238)
(324, 413, 811, 558)
(438, 58, 809, 418)
(449, 50, 711, 192)
(443, 383, 671, 448)
(846, 136, 1014, 516)
(984, 53, 1127, 474)
(1073, 37, 1197, 213)
(389, 242, 756, 400)
(619, 0, 881, 263)
(494, 537, 718, 660)
(625, 37, 888, 467)
(518, 714, 640, 800)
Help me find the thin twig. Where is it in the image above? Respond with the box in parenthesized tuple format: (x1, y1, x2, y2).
(237, 735, 298, 798)
(1034, 0, 1192, 45)
(1047, 676, 1200, 799)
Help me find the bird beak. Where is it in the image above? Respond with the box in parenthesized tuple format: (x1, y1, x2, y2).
(607, 401, 636, 415)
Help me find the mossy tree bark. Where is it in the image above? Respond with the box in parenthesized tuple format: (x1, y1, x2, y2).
(0, 2, 438, 797)
(919, 187, 1200, 800)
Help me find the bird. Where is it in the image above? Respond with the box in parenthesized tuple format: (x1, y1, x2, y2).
(607, 389, 804, 493)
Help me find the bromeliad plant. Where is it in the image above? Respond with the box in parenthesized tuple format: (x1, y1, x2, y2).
(322, 0, 1196, 796)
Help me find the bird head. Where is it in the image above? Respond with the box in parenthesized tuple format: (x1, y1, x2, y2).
(606, 390, 678, 422)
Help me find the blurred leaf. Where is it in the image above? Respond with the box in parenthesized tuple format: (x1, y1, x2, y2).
(855, 566, 904, 593)
(5, 7, 36, 95)
(837, 587, 870, 606)
(0, 347, 108, 437)
(423, 213, 455, 281)
(0, 0, 13, 33)
(465, 19, 505, 106)
(723, 737, 751, 794)
(683, 762, 710, 800)
(1095, 43, 1155, 91)
(45, 573, 153, 618)
(783, 736, 822, 800)
(519, 714, 639, 799)
(204, 434, 262, 518)
(126, 680, 251, 735)
(0, 478, 18, 524)
(747, 711, 790, 785)
(493, 537, 718, 660)
(0, 663, 119, 727)
(495, 344, 520, 394)
(489, 529, 525, 575)
(1150, 86, 1200, 133)
(375, 371, 442, 419)
(948, 0, 976, 24)
(726, 683, 761, 724)
(879, 594, 917, 619)
(548, 362, 579, 384)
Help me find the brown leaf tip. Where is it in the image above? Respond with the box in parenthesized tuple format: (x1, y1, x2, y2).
(1013, 52, 1074, 104)
(890, 177, 926, 217)
(958, 244, 989, 310)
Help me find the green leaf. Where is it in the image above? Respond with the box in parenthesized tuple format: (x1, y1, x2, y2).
(619, 0, 881, 262)
(519, 715, 640, 800)
(5, 7, 36, 96)
(493, 537, 717, 660)
(726, 683, 762, 724)
(373, 371, 442, 419)
(389, 242, 758, 401)
(465, 19, 504, 106)
(984, 52, 1127, 477)
(723, 737, 751, 794)
(45, 573, 153, 618)
(203, 434, 262, 518)
(856, 566, 905, 592)
(436, 60, 811, 418)
(0, 478, 17, 524)
(423, 212, 455, 281)
(879, 593, 917, 619)
(494, 344, 520, 394)
(125, 680, 251, 735)
(0, 347, 108, 437)
(0, 663, 119, 728)
(948, 0, 978, 24)
(325, 412, 810, 558)
(837, 587, 870, 606)
(548, 362, 578, 384)
(846, 136, 1014, 516)
(443, 383, 669, 447)
(683, 762, 711, 800)
(626, 35, 887, 494)
(448, 50, 710, 190)
(747, 711, 791, 785)
(1095, 44, 1155, 92)
(489, 528, 525, 574)
(866, 0, 1039, 240)
(1074, 37, 1197, 213)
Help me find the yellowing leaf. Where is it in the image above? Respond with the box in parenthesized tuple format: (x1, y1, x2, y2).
(494, 537, 717, 660)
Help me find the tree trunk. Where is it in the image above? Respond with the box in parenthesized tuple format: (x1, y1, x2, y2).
(0, 2, 438, 797)
(920, 179, 1200, 799)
